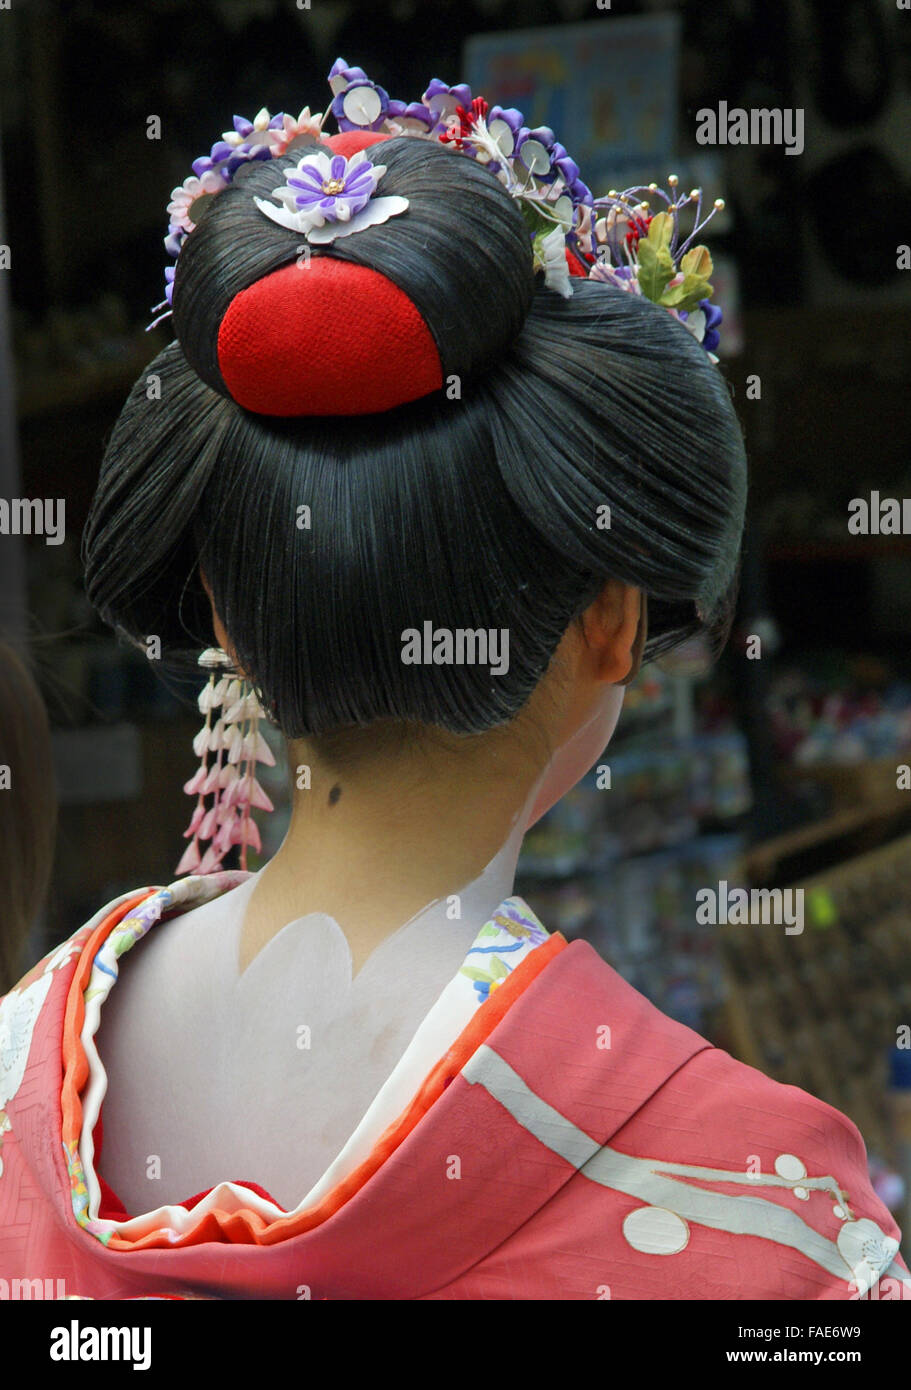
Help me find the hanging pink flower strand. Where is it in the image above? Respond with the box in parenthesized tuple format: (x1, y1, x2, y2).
(177, 648, 276, 876)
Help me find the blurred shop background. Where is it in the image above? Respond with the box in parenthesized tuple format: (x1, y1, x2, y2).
(2, 0, 911, 1233)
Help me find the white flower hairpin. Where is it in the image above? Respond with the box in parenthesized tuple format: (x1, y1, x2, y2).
(254, 148, 409, 242)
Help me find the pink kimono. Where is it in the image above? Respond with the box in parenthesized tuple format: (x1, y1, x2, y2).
(1, 872, 907, 1300)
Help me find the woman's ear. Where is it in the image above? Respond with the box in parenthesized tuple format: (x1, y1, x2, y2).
(618, 591, 647, 687)
(581, 581, 647, 686)
(199, 567, 220, 640)
(199, 567, 240, 670)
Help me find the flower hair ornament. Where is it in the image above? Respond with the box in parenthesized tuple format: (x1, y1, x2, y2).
(177, 649, 275, 876)
(152, 55, 726, 357)
(253, 147, 409, 239)
(588, 176, 725, 361)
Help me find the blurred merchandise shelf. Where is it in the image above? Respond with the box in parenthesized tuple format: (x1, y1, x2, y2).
(720, 830, 911, 1232)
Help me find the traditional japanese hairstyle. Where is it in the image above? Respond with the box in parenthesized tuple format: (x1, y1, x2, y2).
(84, 58, 747, 829)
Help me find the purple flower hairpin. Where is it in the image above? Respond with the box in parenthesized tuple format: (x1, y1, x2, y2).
(254, 148, 408, 241)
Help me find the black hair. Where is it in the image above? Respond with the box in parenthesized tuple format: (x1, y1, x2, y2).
(83, 135, 748, 742)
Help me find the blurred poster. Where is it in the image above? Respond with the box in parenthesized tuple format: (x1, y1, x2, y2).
(464, 13, 681, 193)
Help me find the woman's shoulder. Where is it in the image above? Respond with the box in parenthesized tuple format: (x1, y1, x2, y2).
(477, 932, 909, 1298)
(562, 933, 893, 1181)
(551, 934, 874, 1142)
(618, 1040, 908, 1297)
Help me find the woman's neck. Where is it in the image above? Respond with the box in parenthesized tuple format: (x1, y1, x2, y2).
(237, 718, 549, 977)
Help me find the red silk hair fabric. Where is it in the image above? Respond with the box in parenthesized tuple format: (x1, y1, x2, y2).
(217, 257, 443, 416)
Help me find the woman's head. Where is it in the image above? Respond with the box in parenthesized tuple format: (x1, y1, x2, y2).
(83, 131, 747, 760)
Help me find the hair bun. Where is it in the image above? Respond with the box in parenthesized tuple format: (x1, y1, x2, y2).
(172, 135, 536, 415)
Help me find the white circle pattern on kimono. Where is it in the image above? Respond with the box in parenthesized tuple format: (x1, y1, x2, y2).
(622, 1206, 690, 1255)
(774, 1153, 807, 1181)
